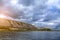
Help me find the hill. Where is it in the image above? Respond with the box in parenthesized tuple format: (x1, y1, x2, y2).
(0, 18, 37, 31)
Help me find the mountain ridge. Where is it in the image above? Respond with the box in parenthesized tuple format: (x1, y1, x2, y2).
(0, 18, 37, 31)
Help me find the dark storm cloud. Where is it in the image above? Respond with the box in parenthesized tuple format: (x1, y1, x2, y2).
(18, 0, 34, 6)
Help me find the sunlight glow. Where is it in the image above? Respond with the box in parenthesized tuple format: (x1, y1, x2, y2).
(0, 14, 7, 18)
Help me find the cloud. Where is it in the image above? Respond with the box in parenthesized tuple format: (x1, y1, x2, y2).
(0, 0, 60, 29)
(13, 0, 60, 30)
(47, 0, 60, 9)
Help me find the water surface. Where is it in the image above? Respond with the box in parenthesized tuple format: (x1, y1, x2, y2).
(0, 31, 60, 40)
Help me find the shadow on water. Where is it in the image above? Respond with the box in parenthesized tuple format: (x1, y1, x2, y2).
(0, 31, 60, 40)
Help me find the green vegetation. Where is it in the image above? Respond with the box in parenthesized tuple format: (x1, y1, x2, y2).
(38, 28, 52, 31)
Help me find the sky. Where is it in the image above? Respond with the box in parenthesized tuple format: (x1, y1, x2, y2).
(0, 0, 60, 29)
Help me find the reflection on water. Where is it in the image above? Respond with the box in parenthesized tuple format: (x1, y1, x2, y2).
(0, 31, 60, 40)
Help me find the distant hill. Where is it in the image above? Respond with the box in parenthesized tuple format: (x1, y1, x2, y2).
(0, 18, 37, 31)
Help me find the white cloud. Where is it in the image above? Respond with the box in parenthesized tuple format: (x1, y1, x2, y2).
(47, 0, 57, 5)
(10, 0, 18, 6)
(47, 0, 60, 9)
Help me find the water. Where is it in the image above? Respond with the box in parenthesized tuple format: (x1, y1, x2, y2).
(0, 31, 60, 40)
